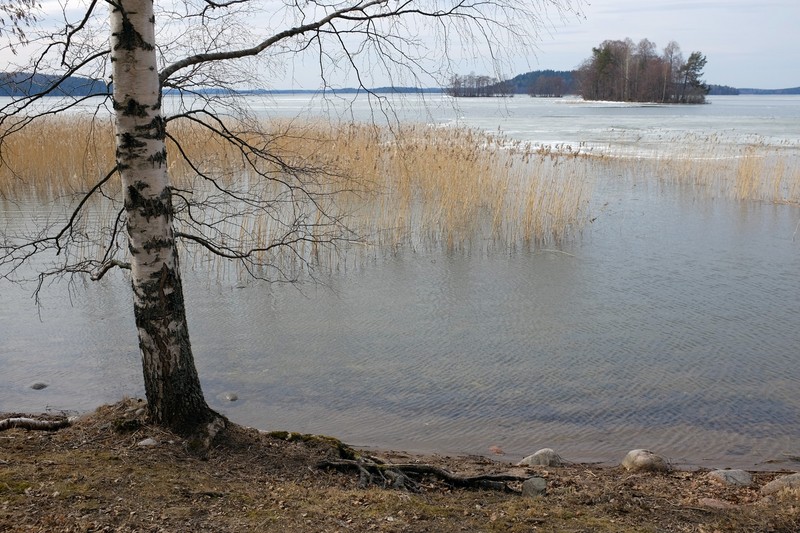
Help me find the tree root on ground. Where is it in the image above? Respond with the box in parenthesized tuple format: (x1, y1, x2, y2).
(186, 414, 228, 458)
(318, 458, 529, 492)
(0, 417, 74, 432)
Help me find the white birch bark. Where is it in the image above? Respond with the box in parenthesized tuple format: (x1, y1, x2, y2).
(109, 0, 216, 433)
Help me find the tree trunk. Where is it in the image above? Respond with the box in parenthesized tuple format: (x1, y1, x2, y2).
(109, 0, 218, 436)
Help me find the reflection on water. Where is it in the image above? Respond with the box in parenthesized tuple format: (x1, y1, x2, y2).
(3, 176, 798, 469)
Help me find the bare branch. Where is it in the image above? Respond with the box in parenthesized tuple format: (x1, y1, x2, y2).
(90, 258, 131, 281)
(160, 0, 387, 84)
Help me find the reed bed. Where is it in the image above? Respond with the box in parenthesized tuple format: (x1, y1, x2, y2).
(0, 116, 117, 199)
(645, 133, 800, 204)
(2, 116, 593, 275)
(4, 115, 797, 276)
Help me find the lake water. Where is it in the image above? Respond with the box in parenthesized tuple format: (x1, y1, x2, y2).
(2, 94, 799, 469)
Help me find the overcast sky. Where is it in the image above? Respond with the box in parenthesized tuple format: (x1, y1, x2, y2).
(8, 0, 799, 91)
(529, 0, 800, 89)
(271, 0, 799, 90)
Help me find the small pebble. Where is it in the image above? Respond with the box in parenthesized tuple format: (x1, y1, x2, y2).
(30, 382, 48, 390)
(137, 438, 158, 447)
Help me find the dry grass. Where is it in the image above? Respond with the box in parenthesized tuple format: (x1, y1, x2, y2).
(2, 400, 799, 532)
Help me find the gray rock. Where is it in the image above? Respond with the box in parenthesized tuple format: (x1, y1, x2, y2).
(521, 476, 547, 497)
(30, 382, 48, 390)
(136, 438, 158, 447)
(708, 469, 752, 486)
(517, 448, 565, 467)
(761, 472, 800, 495)
(621, 449, 669, 472)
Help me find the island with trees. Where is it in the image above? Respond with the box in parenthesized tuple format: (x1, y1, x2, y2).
(444, 38, 710, 104)
(576, 39, 709, 103)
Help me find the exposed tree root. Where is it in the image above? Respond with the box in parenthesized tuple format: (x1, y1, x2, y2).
(186, 414, 228, 458)
(318, 458, 529, 492)
(0, 417, 73, 432)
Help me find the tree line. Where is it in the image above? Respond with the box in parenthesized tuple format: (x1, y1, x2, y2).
(576, 38, 709, 104)
(443, 73, 513, 97)
(444, 70, 574, 97)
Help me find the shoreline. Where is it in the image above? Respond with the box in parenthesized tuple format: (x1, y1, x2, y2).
(2, 400, 799, 532)
(5, 398, 799, 475)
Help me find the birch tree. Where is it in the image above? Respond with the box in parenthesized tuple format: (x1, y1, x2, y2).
(1, 0, 584, 443)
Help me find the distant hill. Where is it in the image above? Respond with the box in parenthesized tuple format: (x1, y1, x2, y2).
(0, 72, 109, 97)
(242, 86, 443, 95)
(504, 70, 577, 95)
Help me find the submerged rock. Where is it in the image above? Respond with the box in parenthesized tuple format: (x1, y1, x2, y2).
(216, 392, 239, 402)
(518, 448, 565, 467)
(30, 382, 48, 390)
(708, 469, 752, 486)
(621, 449, 669, 472)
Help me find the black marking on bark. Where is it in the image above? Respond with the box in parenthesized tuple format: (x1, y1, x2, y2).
(112, 7, 154, 52)
(125, 185, 172, 219)
(120, 98, 149, 118)
(149, 148, 167, 165)
(143, 238, 174, 252)
(118, 132, 146, 152)
(141, 116, 166, 140)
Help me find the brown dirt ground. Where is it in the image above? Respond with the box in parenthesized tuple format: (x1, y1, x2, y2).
(1, 399, 799, 532)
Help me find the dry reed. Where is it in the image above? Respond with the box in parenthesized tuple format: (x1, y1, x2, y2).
(645, 133, 800, 204)
(1, 116, 592, 273)
(6, 114, 795, 275)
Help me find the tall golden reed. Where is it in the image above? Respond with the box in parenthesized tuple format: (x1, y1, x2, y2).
(645, 133, 800, 204)
(1, 116, 592, 264)
(5, 115, 796, 273)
